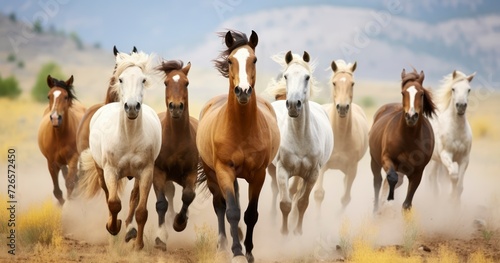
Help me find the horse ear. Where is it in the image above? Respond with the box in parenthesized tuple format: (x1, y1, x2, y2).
(183, 62, 192, 75)
(47, 75, 54, 88)
(331, 61, 338, 73)
(285, 51, 293, 64)
(132, 46, 138, 53)
(66, 75, 74, 86)
(113, 45, 119, 56)
(452, 70, 457, 79)
(351, 61, 357, 72)
(401, 68, 406, 79)
(467, 72, 476, 82)
(418, 70, 425, 84)
(303, 51, 310, 62)
(225, 31, 234, 48)
(249, 30, 258, 49)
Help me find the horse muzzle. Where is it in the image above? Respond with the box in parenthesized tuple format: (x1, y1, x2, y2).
(456, 102, 467, 115)
(286, 99, 302, 118)
(124, 101, 141, 120)
(336, 103, 350, 118)
(405, 111, 419, 127)
(235, 86, 252, 105)
(50, 113, 62, 127)
(168, 102, 184, 119)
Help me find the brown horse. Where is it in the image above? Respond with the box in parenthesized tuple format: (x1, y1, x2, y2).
(38, 75, 86, 205)
(76, 46, 133, 153)
(149, 59, 201, 251)
(196, 30, 280, 263)
(369, 68, 436, 212)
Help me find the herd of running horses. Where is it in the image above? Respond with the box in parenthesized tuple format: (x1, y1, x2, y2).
(37, 29, 475, 262)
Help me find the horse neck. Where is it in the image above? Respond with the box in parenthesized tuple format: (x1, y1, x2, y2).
(164, 106, 192, 140)
(119, 106, 143, 138)
(225, 83, 258, 132)
(289, 100, 312, 135)
(49, 107, 75, 138)
(331, 106, 353, 134)
(441, 99, 468, 127)
(397, 112, 423, 138)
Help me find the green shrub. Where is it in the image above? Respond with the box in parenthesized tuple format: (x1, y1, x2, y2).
(7, 53, 16, 62)
(31, 62, 65, 102)
(0, 75, 22, 98)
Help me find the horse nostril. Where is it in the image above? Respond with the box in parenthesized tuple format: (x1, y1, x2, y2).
(124, 103, 129, 111)
(135, 103, 141, 111)
(286, 100, 289, 108)
(346, 104, 350, 110)
(247, 86, 253, 95)
(168, 102, 174, 110)
(179, 103, 184, 110)
(234, 86, 241, 96)
(297, 100, 302, 108)
(58, 115, 62, 121)
(336, 104, 340, 110)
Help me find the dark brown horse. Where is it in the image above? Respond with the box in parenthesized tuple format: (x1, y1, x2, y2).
(196, 30, 280, 263)
(76, 46, 133, 153)
(369, 68, 436, 212)
(38, 75, 86, 205)
(148, 59, 201, 251)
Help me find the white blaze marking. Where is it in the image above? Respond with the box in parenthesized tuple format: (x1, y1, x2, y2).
(172, 74, 180, 82)
(407, 86, 417, 113)
(339, 77, 346, 82)
(233, 48, 251, 91)
(52, 90, 62, 110)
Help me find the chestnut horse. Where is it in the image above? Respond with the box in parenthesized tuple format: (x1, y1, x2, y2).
(38, 75, 86, 205)
(152, 59, 201, 251)
(78, 50, 162, 250)
(369, 68, 436, 212)
(196, 30, 280, 263)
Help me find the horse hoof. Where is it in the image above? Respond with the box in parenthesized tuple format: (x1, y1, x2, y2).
(133, 241, 144, 251)
(280, 227, 289, 235)
(154, 237, 167, 251)
(293, 228, 303, 236)
(173, 213, 188, 232)
(246, 252, 255, 263)
(106, 219, 122, 235)
(125, 227, 137, 242)
(232, 255, 248, 263)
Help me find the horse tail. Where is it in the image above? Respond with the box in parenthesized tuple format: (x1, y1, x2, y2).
(77, 149, 102, 198)
(265, 76, 287, 101)
(196, 160, 212, 200)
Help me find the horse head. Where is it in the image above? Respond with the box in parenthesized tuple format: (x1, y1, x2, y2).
(46, 75, 76, 127)
(283, 51, 312, 118)
(401, 68, 436, 127)
(450, 70, 475, 115)
(214, 30, 258, 105)
(157, 60, 191, 119)
(331, 60, 357, 118)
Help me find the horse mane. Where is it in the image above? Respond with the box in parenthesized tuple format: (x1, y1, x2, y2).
(213, 30, 251, 78)
(266, 52, 319, 100)
(156, 59, 184, 75)
(401, 70, 421, 88)
(329, 59, 355, 82)
(111, 51, 158, 95)
(50, 77, 77, 102)
(434, 70, 468, 111)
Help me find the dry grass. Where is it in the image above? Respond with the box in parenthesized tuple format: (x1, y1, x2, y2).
(193, 223, 228, 263)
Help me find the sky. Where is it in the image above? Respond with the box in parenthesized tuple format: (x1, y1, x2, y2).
(1, 0, 499, 84)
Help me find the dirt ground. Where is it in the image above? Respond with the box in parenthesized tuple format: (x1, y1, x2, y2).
(1, 91, 500, 262)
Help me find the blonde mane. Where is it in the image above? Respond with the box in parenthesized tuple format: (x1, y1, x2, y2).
(329, 59, 355, 83)
(435, 70, 469, 111)
(266, 52, 319, 100)
(111, 51, 159, 95)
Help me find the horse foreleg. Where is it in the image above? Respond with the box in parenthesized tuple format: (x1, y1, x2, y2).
(402, 171, 423, 210)
(48, 161, 64, 205)
(165, 180, 176, 223)
(173, 171, 197, 232)
(294, 174, 315, 236)
(277, 163, 292, 235)
(153, 168, 168, 251)
(104, 166, 122, 236)
(244, 168, 266, 263)
(134, 165, 154, 250)
(426, 160, 440, 197)
(451, 159, 469, 202)
(341, 166, 357, 209)
(66, 155, 79, 199)
(125, 179, 139, 243)
(314, 166, 327, 216)
(371, 158, 382, 213)
(440, 151, 459, 179)
(267, 164, 278, 219)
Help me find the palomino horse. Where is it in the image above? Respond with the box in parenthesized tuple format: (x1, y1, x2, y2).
(426, 70, 475, 201)
(152, 59, 201, 251)
(314, 60, 369, 210)
(196, 30, 280, 263)
(369, 68, 436, 212)
(267, 51, 333, 235)
(76, 46, 133, 153)
(78, 51, 162, 250)
(38, 75, 86, 205)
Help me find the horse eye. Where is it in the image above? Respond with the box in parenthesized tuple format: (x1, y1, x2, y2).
(352, 82, 355, 87)
(468, 89, 471, 93)
(119, 78, 123, 83)
(284, 75, 287, 80)
(47, 95, 50, 99)
(142, 79, 146, 84)
(305, 75, 310, 81)
(227, 59, 232, 65)
(253, 57, 257, 64)
(65, 96, 69, 100)
(451, 88, 455, 92)
(186, 82, 190, 86)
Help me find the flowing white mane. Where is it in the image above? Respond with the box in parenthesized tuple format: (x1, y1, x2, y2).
(111, 51, 160, 94)
(435, 70, 469, 111)
(266, 52, 320, 100)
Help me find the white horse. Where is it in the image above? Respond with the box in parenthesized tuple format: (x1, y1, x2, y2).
(267, 51, 333, 235)
(314, 59, 369, 210)
(78, 50, 162, 250)
(426, 70, 475, 201)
